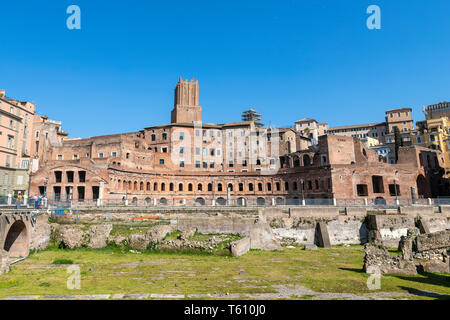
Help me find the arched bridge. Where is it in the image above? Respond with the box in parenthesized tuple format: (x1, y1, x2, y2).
(0, 210, 38, 259)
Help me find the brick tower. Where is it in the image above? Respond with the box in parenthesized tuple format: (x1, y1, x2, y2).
(171, 77, 202, 124)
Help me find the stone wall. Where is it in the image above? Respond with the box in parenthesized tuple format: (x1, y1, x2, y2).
(364, 229, 450, 275)
(29, 214, 51, 251)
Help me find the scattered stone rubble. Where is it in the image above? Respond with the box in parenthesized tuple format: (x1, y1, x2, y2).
(364, 229, 450, 275)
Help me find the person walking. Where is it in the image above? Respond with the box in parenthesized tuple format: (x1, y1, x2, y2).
(16, 192, 23, 209)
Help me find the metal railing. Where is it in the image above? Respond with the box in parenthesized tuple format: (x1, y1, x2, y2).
(62, 196, 450, 208)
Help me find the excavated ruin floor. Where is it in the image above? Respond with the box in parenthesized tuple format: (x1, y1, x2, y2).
(1, 245, 449, 300)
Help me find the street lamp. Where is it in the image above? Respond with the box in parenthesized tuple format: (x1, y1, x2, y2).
(44, 176, 49, 198)
(394, 179, 399, 204)
(300, 179, 305, 205)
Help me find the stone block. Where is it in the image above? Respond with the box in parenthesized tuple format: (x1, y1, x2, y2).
(249, 223, 282, 251)
(289, 207, 340, 218)
(230, 237, 250, 257)
(304, 244, 317, 250)
(415, 230, 450, 252)
(400, 206, 434, 216)
(315, 222, 331, 248)
(416, 218, 431, 234)
(0, 250, 10, 275)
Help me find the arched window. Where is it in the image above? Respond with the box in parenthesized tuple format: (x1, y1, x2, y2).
(258, 183, 263, 191)
(188, 183, 193, 191)
(249, 183, 254, 191)
(276, 182, 280, 191)
(146, 182, 150, 191)
(228, 183, 233, 192)
(267, 183, 272, 191)
(178, 183, 183, 191)
(161, 183, 166, 191)
(154, 182, 158, 191)
(293, 182, 298, 190)
(140, 182, 144, 191)
(303, 155, 311, 166)
(134, 181, 138, 190)
(198, 184, 202, 192)
(169, 183, 174, 191)
(239, 183, 243, 191)
(285, 181, 289, 191)
(208, 183, 213, 191)
(218, 183, 223, 192)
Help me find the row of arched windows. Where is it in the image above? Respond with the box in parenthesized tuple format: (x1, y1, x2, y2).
(113, 178, 331, 193)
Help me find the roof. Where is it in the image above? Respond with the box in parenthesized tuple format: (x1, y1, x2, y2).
(295, 118, 317, 123)
(385, 107, 412, 113)
(328, 122, 385, 131)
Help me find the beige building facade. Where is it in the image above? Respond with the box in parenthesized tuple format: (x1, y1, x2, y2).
(0, 90, 35, 201)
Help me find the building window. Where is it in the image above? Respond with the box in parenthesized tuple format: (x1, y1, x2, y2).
(7, 136, 13, 149)
(54, 171, 62, 183)
(195, 161, 200, 168)
(162, 133, 167, 140)
(57, 154, 63, 160)
(111, 151, 117, 157)
(180, 132, 184, 140)
(389, 184, 401, 196)
(151, 134, 156, 141)
(160, 159, 164, 165)
(180, 161, 184, 168)
(180, 147, 184, 154)
(67, 171, 74, 183)
(372, 176, 384, 193)
(357, 184, 368, 196)
(98, 153, 104, 158)
(20, 160, 29, 169)
(73, 154, 79, 160)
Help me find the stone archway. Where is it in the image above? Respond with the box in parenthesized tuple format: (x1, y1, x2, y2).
(256, 197, 266, 206)
(237, 197, 246, 206)
(3, 220, 29, 257)
(303, 155, 311, 166)
(216, 197, 226, 206)
(195, 197, 206, 206)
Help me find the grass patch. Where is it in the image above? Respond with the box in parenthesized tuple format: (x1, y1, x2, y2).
(52, 258, 74, 265)
(1, 245, 449, 299)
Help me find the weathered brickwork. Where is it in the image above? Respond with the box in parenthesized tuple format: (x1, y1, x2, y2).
(29, 79, 446, 205)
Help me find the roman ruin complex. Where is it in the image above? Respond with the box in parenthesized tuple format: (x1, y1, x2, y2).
(29, 78, 447, 206)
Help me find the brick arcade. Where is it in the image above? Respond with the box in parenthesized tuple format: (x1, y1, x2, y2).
(29, 78, 447, 206)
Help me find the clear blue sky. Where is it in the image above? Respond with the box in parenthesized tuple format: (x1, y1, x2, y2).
(1, 1, 449, 137)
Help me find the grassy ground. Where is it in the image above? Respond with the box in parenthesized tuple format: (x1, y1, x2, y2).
(0, 245, 449, 299)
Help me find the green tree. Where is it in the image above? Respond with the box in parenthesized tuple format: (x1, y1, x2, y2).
(394, 126, 403, 163)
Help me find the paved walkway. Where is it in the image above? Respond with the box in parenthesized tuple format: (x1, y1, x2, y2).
(2, 286, 446, 300)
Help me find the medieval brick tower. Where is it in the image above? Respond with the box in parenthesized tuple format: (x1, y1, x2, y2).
(171, 77, 202, 124)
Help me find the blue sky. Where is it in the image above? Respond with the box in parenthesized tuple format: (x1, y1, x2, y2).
(1, 0, 449, 137)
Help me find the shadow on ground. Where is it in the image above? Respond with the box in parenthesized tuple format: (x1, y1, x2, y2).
(392, 272, 450, 288)
(339, 267, 365, 274)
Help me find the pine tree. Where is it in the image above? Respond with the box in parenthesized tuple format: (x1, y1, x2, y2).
(394, 126, 403, 163)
